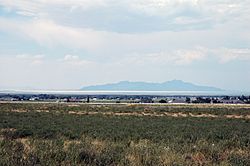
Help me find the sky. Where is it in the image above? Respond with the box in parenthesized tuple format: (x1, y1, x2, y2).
(0, 0, 250, 91)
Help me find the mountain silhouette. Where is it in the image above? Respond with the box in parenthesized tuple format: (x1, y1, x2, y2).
(81, 80, 223, 91)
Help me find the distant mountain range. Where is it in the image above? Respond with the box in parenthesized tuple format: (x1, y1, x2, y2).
(81, 80, 223, 91)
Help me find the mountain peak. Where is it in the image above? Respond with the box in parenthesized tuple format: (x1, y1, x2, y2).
(118, 81, 130, 84)
(165, 79, 185, 83)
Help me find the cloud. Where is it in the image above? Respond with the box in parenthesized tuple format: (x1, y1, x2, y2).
(114, 47, 250, 66)
(16, 54, 44, 59)
(16, 54, 44, 65)
(0, 0, 249, 54)
(24, 19, 104, 50)
(0, 15, 249, 66)
(1, 0, 249, 33)
(0, 0, 107, 17)
(174, 48, 206, 65)
(115, 47, 207, 66)
(63, 54, 79, 61)
(0, 1, 40, 16)
(0, 17, 106, 51)
(126, 0, 200, 16)
(62, 54, 95, 66)
(214, 48, 250, 63)
(0, 1, 250, 90)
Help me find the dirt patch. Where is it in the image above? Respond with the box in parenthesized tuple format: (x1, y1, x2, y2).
(18, 138, 31, 154)
(164, 112, 188, 117)
(224, 115, 244, 119)
(69, 111, 85, 115)
(67, 111, 250, 120)
(7, 108, 249, 120)
(114, 112, 143, 116)
(191, 152, 207, 165)
(11, 109, 27, 113)
(68, 111, 99, 115)
(245, 115, 250, 119)
(35, 110, 49, 113)
(68, 104, 80, 107)
(189, 113, 218, 118)
(63, 140, 81, 151)
(91, 139, 106, 153)
(0, 128, 17, 132)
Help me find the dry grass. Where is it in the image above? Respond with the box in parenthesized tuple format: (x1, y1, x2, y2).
(8, 107, 250, 119)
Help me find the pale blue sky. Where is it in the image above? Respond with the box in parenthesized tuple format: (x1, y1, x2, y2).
(0, 0, 250, 91)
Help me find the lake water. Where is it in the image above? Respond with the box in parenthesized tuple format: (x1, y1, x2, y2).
(1, 90, 249, 96)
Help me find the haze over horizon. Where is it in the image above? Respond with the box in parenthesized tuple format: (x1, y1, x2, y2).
(0, 1, 250, 91)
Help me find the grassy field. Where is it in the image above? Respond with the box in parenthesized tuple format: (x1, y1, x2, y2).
(0, 102, 250, 165)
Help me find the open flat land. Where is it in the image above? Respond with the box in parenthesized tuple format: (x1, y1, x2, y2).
(0, 102, 250, 165)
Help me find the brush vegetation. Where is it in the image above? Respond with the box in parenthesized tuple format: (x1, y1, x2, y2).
(0, 103, 250, 165)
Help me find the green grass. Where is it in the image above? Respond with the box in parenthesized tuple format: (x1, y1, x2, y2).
(0, 103, 250, 165)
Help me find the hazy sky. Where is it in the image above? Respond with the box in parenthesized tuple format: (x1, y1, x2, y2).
(0, 0, 250, 91)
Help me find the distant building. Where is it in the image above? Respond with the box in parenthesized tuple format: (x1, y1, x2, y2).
(29, 97, 39, 101)
(141, 98, 153, 103)
(168, 98, 187, 104)
(219, 99, 245, 104)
